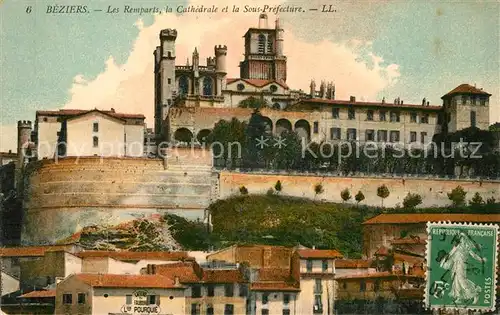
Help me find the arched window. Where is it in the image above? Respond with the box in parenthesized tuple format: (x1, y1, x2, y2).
(267, 36, 273, 53)
(93, 136, 99, 148)
(203, 77, 213, 96)
(178, 76, 189, 96)
(258, 34, 266, 54)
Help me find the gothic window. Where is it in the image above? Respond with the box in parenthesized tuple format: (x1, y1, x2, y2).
(258, 34, 266, 54)
(267, 35, 273, 53)
(202, 77, 213, 96)
(179, 76, 189, 96)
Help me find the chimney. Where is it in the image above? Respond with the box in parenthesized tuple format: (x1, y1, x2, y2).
(350, 96, 356, 102)
(401, 100, 403, 105)
(312, 245, 316, 250)
(174, 276, 180, 286)
(110, 108, 115, 113)
(427, 101, 430, 106)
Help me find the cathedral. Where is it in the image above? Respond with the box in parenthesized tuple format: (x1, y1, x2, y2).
(153, 14, 492, 149)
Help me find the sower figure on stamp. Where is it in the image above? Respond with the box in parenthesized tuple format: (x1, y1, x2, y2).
(436, 232, 485, 305)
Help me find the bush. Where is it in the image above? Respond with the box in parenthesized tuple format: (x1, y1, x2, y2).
(341, 188, 352, 203)
(267, 188, 275, 196)
(403, 192, 423, 210)
(486, 196, 496, 204)
(355, 191, 365, 205)
(447, 185, 466, 207)
(469, 192, 484, 206)
(239, 186, 248, 195)
(274, 180, 282, 194)
(377, 185, 390, 207)
(314, 183, 324, 196)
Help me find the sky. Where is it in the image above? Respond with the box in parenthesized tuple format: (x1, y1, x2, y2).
(0, 0, 499, 152)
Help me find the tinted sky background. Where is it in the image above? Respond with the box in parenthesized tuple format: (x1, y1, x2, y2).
(1, 0, 499, 151)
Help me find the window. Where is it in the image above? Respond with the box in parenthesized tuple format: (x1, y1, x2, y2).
(410, 112, 417, 123)
(366, 110, 374, 121)
(203, 77, 213, 96)
(77, 293, 86, 304)
(313, 121, 319, 134)
(283, 294, 290, 305)
(192, 285, 201, 298)
(365, 129, 375, 141)
(237, 83, 245, 91)
(342, 282, 347, 289)
(258, 34, 266, 54)
(262, 310, 269, 315)
(306, 260, 313, 272)
(390, 111, 400, 122)
(313, 295, 323, 313)
(43, 117, 48, 122)
(63, 293, 72, 305)
(126, 295, 132, 305)
(167, 78, 172, 85)
(262, 293, 269, 305)
(360, 281, 366, 292)
(314, 279, 323, 293)
(480, 98, 486, 106)
(421, 113, 429, 124)
(347, 128, 357, 141)
(269, 85, 278, 93)
(191, 303, 200, 315)
(348, 108, 355, 120)
(239, 284, 248, 297)
(93, 136, 99, 148)
(267, 36, 273, 53)
(462, 95, 467, 105)
(148, 295, 158, 305)
(374, 280, 380, 292)
(283, 310, 290, 315)
(93, 122, 99, 132)
(379, 111, 386, 121)
(471, 111, 476, 127)
(207, 284, 215, 297)
(471, 96, 476, 105)
(224, 283, 234, 297)
(332, 108, 339, 119)
(207, 305, 214, 315)
(179, 76, 189, 96)
(224, 304, 234, 315)
(377, 130, 387, 142)
(330, 128, 341, 140)
(410, 132, 417, 143)
(390, 131, 400, 142)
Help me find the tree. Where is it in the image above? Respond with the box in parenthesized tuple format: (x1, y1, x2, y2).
(238, 96, 269, 109)
(355, 191, 365, 205)
(314, 183, 324, 198)
(447, 185, 466, 207)
(469, 192, 484, 206)
(403, 192, 423, 210)
(486, 196, 496, 204)
(340, 188, 351, 203)
(274, 180, 282, 194)
(377, 185, 390, 207)
(207, 118, 247, 168)
(239, 186, 248, 195)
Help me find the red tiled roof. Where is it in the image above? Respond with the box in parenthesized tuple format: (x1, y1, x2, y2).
(74, 274, 182, 289)
(153, 262, 200, 282)
(257, 268, 290, 281)
(296, 249, 343, 259)
(335, 259, 373, 269)
(226, 78, 288, 89)
(0, 245, 73, 257)
(18, 290, 56, 299)
(201, 269, 246, 283)
(36, 109, 145, 120)
(363, 214, 500, 225)
(393, 253, 424, 265)
(374, 246, 390, 256)
(250, 282, 300, 292)
(390, 236, 426, 245)
(76, 251, 190, 261)
(335, 271, 424, 280)
(442, 84, 491, 98)
(300, 98, 442, 110)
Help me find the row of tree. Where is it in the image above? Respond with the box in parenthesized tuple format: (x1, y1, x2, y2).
(239, 182, 496, 209)
(206, 110, 500, 177)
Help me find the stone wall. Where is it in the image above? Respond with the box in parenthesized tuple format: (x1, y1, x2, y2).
(22, 156, 215, 245)
(218, 171, 500, 208)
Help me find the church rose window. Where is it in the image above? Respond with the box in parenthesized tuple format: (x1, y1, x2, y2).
(269, 84, 278, 93)
(237, 83, 245, 91)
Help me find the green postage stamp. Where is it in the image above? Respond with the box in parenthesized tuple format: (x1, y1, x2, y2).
(425, 222, 499, 312)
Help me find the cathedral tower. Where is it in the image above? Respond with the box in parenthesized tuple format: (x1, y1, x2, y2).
(215, 45, 227, 96)
(239, 14, 287, 82)
(154, 29, 177, 140)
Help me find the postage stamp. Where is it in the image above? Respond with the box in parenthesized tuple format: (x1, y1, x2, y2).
(425, 222, 499, 312)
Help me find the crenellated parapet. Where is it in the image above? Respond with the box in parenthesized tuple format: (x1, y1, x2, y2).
(160, 28, 177, 40)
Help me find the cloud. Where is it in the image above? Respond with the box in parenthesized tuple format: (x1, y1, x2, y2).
(0, 124, 17, 152)
(0, 0, 401, 152)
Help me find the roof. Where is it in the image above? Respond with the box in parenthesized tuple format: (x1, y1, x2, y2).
(18, 290, 56, 299)
(153, 262, 200, 282)
(363, 213, 500, 225)
(296, 249, 343, 259)
(299, 98, 442, 110)
(257, 268, 291, 281)
(250, 282, 300, 292)
(374, 246, 390, 256)
(393, 253, 424, 265)
(201, 269, 246, 283)
(0, 245, 74, 257)
(442, 84, 491, 98)
(335, 259, 373, 269)
(74, 274, 182, 289)
(226, 78, 289, 90)
(76, 251, 190, 261)
(36, 109, 145, 120)
(390, 236, 426, 245)
(335, 271, 424, 280)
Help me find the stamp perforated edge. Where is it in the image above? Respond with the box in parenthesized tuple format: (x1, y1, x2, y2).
(424, 221, 499, 312)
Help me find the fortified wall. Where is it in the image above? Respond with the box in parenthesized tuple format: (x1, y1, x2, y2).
(218, 171, 500, 208)
(21, 148, 217, 245)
